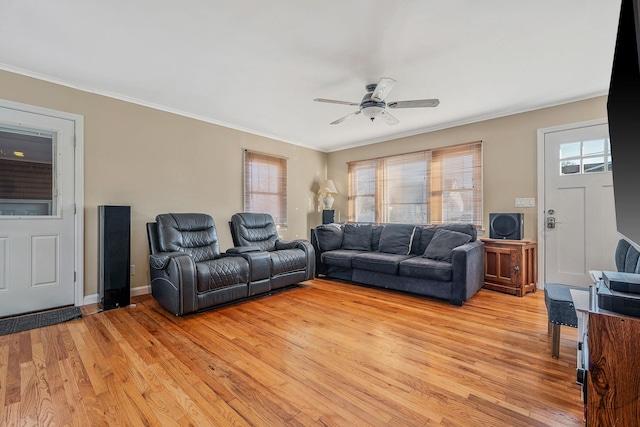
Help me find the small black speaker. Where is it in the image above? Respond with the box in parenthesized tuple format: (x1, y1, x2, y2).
(489, 213, 524, 240)
(322, 209, 335, 224)
(98, 205, 131, 310)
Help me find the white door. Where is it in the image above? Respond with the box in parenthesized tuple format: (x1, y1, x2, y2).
(0, 106, 76, 317)
(542, 121, 619, 287)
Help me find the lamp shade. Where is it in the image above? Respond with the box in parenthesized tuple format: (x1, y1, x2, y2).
(318, 179, 338, 195)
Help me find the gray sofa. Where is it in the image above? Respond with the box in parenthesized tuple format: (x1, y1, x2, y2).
(311, 222, 485, 305)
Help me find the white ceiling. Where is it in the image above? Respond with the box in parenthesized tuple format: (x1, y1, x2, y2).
(0, 1, 621, 152)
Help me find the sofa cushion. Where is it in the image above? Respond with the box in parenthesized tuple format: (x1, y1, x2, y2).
(314, 223, 344, 252)
(371, 225, 384, 251)
(418, 224, 477, 254)
(321, 249, 366, 269)
(195, 257, 250, 292)
(399, 257, 453, 282)
(342, 223, 372, 251)
(378, 224, 417, 255)
(418, 226, 438, 254)
(423, 228, 472, 262)
(352, 252, 414, 275)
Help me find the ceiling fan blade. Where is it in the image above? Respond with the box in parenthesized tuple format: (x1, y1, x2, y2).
(378, 110, 399, 125)
(387, 99, 440, 108)
(314, 98, 360, 106)
(330, 111, 361, 125)
(371, 77, 397, 101)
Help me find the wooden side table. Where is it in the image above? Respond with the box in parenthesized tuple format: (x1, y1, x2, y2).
(481, 238, 537, 296)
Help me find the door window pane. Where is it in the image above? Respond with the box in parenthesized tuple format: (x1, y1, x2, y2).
(583, 139, 605, 156)
(560, 142, 580, 159)
(560, 159, 580, 175)
(583, 157, 605, 173)
(0, 128, 54, 216)
(559, 139, 612, 175)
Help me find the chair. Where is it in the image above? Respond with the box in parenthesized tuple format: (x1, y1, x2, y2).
(544, 239, 640, 358)
(544, 283, 582, 358)
(147, 213, 268, 315)
(614, 238, 640, 273)
(229, 213, 315, 289)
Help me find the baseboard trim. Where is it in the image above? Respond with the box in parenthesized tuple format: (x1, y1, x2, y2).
(131, 285, 151, 297)
(83, 285, 151, 306)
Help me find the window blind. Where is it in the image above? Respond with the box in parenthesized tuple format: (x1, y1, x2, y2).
(347, 141, 483, 227)
(244, 150, 287, 226)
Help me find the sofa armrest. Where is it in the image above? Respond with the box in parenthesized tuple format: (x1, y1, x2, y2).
(148, 251, 197, 315)
(276, 239, 316, 280)
(450, 240, 485, 306)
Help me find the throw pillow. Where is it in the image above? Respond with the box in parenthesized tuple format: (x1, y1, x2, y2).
(313, 224, 343, 251)
(378, 224, 417, 255)
(371, 225, 384, 251)
(342, 223, 372, 251)
(418, 226, 438, 253)
(423, 228, 472, 262)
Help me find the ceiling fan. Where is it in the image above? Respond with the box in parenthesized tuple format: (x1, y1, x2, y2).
(314, 77, 439, 125)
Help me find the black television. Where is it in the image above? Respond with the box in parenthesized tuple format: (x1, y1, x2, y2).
(607, 0, 640, 250)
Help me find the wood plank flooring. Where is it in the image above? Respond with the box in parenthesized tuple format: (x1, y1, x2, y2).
(0, 278, 583, 426)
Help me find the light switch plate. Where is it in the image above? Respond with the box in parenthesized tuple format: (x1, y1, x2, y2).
(515, 197, 535, 207)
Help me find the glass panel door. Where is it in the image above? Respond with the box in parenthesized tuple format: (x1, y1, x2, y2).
(0, 127, 55, 216)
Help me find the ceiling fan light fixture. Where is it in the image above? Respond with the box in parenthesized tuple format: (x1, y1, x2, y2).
(314, 77, 440, 125)
(361, 105, 384, 121)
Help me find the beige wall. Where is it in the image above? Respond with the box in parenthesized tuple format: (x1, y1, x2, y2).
(0, 68, 609, 300)
(327, 96, 608, 240)
(0, 70, 327, 298)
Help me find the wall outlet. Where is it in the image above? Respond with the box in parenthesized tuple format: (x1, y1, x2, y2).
(130, 265, 135, 275)
(515, 197, 536, 208)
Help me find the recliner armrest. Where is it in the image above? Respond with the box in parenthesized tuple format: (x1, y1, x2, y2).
(150, 251, 192, 270)
(275, 239, 307, 250)
(226, 246, 262, 254)
(148, 250, 197, 315)
(276, 239, 316, 280)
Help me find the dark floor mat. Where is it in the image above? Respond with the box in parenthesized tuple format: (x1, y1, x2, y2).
(0, 306, 83, 336)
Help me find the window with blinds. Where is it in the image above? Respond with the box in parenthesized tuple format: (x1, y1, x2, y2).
(347, 141, 483, 227)
(243, 150, 287, 226)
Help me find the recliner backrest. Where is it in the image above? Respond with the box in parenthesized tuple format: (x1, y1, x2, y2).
(230, 212, 278, 251)
(146, 222, 161, 255)
(615, 239, 640, 274)
(156, 213, 221, 262)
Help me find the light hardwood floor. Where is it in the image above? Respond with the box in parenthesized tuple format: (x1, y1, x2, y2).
(0, 279, 583, 426)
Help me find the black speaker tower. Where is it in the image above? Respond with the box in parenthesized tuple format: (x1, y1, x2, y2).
(98, 205, 131, 310)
